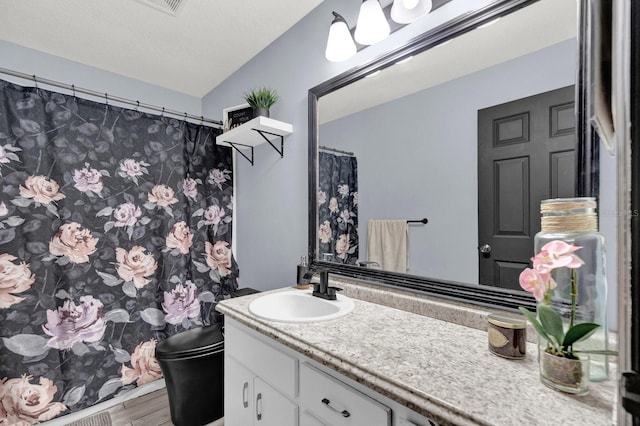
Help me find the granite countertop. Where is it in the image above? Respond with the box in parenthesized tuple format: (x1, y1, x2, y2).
(216, 287, 615, 426)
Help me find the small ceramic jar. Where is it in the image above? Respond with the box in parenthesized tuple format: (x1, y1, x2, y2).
(487, 314, 526, 359)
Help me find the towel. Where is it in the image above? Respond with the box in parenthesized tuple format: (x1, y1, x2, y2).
(367, 220, 409, 273)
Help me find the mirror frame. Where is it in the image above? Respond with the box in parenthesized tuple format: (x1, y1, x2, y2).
(308, 0, 598, 311)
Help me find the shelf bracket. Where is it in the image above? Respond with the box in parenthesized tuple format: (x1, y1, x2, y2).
(225, 141, 254, 166)
(253, 128, 284, 158)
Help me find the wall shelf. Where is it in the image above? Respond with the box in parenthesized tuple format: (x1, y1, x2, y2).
(216, 116, 293, 166)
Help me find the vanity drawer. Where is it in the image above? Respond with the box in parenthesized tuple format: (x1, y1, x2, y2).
(299, 363, 391, 426)
(300, 410, 326, 426)
(225, 320, 298, 399)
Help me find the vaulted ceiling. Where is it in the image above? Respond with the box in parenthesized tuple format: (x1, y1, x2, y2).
(0, 0, 323, 97)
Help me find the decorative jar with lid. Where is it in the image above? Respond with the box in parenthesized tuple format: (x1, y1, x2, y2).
(534, 197, 608, 381)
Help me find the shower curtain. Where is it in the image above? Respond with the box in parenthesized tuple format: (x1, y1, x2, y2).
(317, 151, 358, 264)
(0, 79, 239, 424)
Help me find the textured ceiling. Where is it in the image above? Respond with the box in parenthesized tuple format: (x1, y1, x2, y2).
(0, 0, 323, 97)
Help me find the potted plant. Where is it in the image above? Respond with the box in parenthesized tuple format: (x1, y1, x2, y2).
(243, 87, 279, 118)
(518, 241, 617, 394)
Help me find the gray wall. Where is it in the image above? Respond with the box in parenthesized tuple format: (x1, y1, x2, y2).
(320, 40, 576, 283)
(0, 41, 201, 115)
(201, 0, 491, 290)
(201, 0, 618, 328)
(0, 4, 617, 327)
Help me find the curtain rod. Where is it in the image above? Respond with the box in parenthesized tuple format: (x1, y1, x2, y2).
(319, 145, 354, 156)
(0, 67, 223, 127)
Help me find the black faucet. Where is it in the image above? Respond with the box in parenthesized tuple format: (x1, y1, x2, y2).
(302, 268, 342, 301)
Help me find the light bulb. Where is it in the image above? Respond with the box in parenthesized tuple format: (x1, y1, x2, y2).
(354, 0, 390, 46)
(403, 0, 419, 9)
(325, 12, 357, 62)
(391, 0, 432, 24)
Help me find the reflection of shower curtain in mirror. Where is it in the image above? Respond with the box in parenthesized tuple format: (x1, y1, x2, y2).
(318, 151, 358, 264)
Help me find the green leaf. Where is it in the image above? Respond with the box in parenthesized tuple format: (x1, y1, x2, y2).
(563, 322, 600, 347)
(519, 307, 552, 343)
(243, 87, 279, 109)
(537, 304, 565, 345)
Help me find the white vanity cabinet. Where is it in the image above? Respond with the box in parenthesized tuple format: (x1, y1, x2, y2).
(224, 321, 298, 425)
(225, 357, 298, 426)
(299, 411, 325, 426)
(225, 356, 255, 425)
(224, 318, 439, 426)
(253, 378, 298, 425)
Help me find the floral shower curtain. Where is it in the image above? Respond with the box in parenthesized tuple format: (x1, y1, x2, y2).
(0, 79, 239, 424)
(317, 151, 358, 264)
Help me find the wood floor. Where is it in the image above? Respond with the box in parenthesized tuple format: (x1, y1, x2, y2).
(79, 388, 223, 426)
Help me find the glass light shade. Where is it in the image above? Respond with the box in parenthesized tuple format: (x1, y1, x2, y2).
(325, 13, 357, 62)
(390, 0, 432, 24)
(354, 0, 390, 45)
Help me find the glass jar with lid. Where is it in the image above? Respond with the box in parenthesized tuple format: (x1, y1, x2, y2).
(534, 197, 608, 381)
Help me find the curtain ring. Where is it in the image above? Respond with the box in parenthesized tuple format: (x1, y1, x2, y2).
(32, 74, 38, 89)
(136, 100, 140, 112)
(71, 84, 76, 98)
(161, 107, 165, 117)
(104, 93, 109, 105)
(200, 116, 204, 127)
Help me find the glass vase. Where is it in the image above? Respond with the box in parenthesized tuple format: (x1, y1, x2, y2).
(539, 348, 590, 395)
(534, 197, 608, 381)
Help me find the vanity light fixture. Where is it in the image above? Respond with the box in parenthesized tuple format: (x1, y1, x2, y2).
(325, 12, 357, 62)
(325, 0, 435, 62)
(390, 0, 432, 24)
(354, 0, 390, 45)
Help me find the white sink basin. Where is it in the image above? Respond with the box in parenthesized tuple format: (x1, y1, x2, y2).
(248, 289, 354, 323)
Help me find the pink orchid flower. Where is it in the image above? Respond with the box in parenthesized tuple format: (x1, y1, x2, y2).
(519, 267, 555, 301)
(532, 240, 584, 273)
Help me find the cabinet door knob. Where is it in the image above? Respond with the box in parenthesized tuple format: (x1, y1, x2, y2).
(321, 397, 351, 418)
(256, 392, 262, 421)
(242, 382, 249, 408)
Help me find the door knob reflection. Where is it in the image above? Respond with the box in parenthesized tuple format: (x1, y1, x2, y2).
(479, 243, 492, 257)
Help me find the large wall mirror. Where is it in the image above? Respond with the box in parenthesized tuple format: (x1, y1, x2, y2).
(308, 0, 598, 310)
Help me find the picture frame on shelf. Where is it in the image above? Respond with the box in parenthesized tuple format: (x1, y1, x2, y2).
(223, 103, 254, 132)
